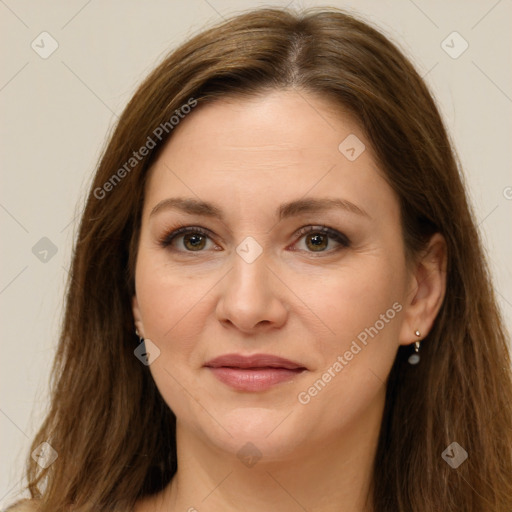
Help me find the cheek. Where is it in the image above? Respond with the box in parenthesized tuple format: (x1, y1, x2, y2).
(310, 258, 404, 347)
(136, 244, 405, 364)
(134, 252, 210, 364)
(134, 255, 213, 420)
(291, 268, 403, 434)
(297, 259, 404, 416)
(133, 246, 406, 446)
(135, 246, 211, 331)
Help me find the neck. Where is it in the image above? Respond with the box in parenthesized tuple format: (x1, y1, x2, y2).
(147, 387, 385, 512)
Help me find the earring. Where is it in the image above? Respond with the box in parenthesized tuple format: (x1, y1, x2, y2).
(408, 330, 421, 365)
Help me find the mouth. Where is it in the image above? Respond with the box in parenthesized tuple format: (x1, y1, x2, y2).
(204, 353, 307, 392)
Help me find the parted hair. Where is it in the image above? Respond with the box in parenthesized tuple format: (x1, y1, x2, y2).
(10, 6, 512, 512)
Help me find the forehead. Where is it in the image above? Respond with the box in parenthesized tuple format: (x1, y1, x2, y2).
(143, 90, 398, 224)
(157, 90, 365, 160)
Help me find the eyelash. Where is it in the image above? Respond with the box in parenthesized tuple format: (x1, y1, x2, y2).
(158, 225, 351, 255)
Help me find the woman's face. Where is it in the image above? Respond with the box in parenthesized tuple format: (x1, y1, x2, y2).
(132, 89, 414, 460)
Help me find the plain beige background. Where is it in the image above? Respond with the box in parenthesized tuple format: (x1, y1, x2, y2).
(1, 0, 511, 505)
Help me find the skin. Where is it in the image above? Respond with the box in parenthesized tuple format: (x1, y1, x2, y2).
(132, 89, 446, 512)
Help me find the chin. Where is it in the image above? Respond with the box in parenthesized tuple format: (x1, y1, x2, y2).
(194, 406, 310, 463)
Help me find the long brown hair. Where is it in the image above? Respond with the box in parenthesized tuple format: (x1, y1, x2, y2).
(15, 6, 512, 511)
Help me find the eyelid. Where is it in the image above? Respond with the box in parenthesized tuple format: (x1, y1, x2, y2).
(158, 225, 217, 249)
(293, 225, 350, 247)
(158, 224, 350, 253)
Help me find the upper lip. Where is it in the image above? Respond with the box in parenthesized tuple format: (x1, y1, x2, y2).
(204, 353, 306, 370)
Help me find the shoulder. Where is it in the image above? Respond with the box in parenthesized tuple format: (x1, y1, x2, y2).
(4, 499, 39, 512)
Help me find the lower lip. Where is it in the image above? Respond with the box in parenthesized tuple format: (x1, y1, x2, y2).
(207, 367, 305, 392)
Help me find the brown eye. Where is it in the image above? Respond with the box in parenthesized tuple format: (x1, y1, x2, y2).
(182, 233, 207, 251)
(294, 226, 350, 254)
(159, 226, 215, 252)
(305, 233, 329, 251)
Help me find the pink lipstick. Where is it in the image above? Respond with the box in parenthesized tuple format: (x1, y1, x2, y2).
(204, 353, 307, 392)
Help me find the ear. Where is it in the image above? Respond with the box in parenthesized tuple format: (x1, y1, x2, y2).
(132, 295, 146, 339)
(398, 233, 447, 346)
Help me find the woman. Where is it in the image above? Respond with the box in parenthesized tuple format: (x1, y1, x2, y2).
(7, 6, 512, 512)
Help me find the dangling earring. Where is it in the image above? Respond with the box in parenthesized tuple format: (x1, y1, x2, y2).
(408, 330, 421, 365)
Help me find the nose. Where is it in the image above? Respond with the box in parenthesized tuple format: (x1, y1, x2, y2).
(215, 250, 288, 334)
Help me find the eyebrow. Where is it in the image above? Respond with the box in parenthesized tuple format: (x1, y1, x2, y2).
(149, 196, 370, 221)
